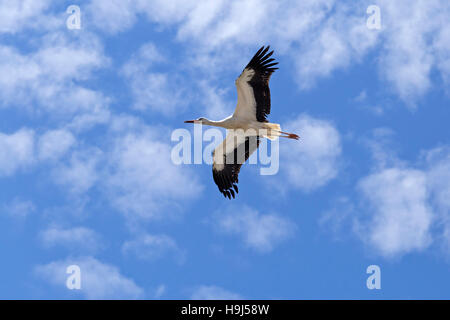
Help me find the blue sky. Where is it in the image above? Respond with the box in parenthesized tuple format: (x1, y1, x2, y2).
(0, 0, 449, 299)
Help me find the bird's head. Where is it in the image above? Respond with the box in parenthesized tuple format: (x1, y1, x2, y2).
(184, 117, 207, 124)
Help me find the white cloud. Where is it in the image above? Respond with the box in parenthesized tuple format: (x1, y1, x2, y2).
(86, 0, 138, 34)
(197, 81, 234, 119)
(88, 0, 199, 33)
(354, 90, 367, 103)
(190, 285, 242, 300)
(318, 128, 450, 259)
(319, 197, 354, 241)
(39, 226, 102, 253)
(280, 114, 341, 191)
(104, 120, 201, 223)
(52, 148, 103, 194)
(0, 32, 110, 129)
(88, 0, 449, 104)
(130, 72, 187, 114)
(362, 127, 399, 169)
(35, 256, 143, 299)
(85, 1, 359, 87)
(326, 137, 450, 259)
(426, 148, 450, 211)
(293, 3, 379, 89)
(38, 129, 75, 161)
(121, 43, 188, 115)
(214, 205, 295, 253)
(181, 0, 448, 104)
(122, 233, 185, 263)
(26, 115, 201, 228)
(356, 168, 433, 257)
(376, 0, 449, 104)
(433, 22, 450, 87)
(137, 0, 198, 26)
(424, 147, 450, 253)
(35, 34, 106, 81)
(352, 90, 384, 116)
(0, 128, 34, 176)
(154, 284, 166, 299)
(121, 43, 166, 77)
(0, 0, 58, 34)
(1, 198, 36, 218)
(0, 33, 106, 103)
(176, 1, 228, 40)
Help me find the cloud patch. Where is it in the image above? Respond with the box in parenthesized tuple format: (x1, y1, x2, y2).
(0, 128, 35, 176)
(38, 129, 76, 161)
(356, 168, 433, 257)
(280, 114, 341, 192)
(35, 256, 143, 299)
(104, 119, 202, 224)
(39, 226, 103, 253)
(323, 135, 450, 259)
(122, 233, 185, 263)
(1, 198, 36, 219)
(190, 285, 242, 300)
(214, 205, 295, 253)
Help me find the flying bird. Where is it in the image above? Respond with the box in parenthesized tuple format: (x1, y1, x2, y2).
(185, 46, 299, 199)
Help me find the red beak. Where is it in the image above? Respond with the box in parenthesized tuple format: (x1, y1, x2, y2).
(184, 120, 196, 123)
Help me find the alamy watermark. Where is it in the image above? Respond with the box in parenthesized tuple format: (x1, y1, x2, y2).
(366, 5, 381, 30)
(171, 126, 279, 175)
(66, 5, 81, 30)
(66, 265, 81, 290)
(366, 265, 381, 290)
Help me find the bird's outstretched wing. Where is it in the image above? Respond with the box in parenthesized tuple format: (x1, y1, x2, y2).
(212, 131, 260, 199)
(233, 45, 278, 123)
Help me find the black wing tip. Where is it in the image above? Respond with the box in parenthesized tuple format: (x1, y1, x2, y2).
(212, 136, 260, 199)
(246, 45, 279, 74)
(220, 182, 238, 199)
(213, 168, 239, 199)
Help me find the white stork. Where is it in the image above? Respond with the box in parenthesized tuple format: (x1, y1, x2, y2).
(185, 46, 299, 199)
